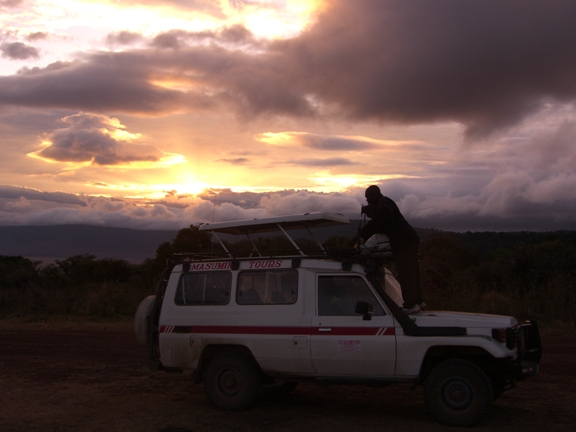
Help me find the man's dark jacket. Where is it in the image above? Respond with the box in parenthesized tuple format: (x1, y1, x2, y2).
(362, 195, 419, 251)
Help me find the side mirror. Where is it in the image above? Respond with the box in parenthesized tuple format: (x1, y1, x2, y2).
(355, 301, 373, 321)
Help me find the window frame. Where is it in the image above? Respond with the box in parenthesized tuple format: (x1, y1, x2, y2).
(317, 274, 386, 317)
(174, 270, 232, 306)
(236, 269, 299, 305)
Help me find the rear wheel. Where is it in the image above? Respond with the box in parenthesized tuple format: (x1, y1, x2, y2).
(424, 359, 493, 426)
(204, 353, 261, 410)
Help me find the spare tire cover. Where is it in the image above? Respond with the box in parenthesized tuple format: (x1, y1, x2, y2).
(134, 295, 156, 346)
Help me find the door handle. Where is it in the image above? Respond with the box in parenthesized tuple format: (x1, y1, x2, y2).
(318, 328, 332, 332)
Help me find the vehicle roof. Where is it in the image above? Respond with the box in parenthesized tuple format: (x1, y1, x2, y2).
(198, 212, 350, 235)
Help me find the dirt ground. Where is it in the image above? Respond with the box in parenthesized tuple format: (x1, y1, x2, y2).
(1, 321, 575, 432)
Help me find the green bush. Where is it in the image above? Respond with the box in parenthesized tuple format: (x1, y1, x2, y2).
(419, 234, 576, 327)
(1, 229, 575, 327)
(0, 254, 158, 320)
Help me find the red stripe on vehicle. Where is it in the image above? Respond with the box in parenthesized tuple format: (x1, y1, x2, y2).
(191, 325, 311, 335)
(313, 327, 394, 336)
(160, 325, 395, 336)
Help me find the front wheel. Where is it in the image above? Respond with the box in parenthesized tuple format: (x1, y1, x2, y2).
(204, 353, 261, 410)
(424, 359, 493, 427)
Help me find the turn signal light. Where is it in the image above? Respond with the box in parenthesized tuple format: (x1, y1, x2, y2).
(492, 328, 507, 343)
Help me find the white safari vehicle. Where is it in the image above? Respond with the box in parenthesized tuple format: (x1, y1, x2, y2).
(135, 213, 541, 426)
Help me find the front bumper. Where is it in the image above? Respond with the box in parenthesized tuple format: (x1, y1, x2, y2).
(513, 320, 542, 378)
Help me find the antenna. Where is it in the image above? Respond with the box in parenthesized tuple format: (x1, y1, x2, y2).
(211, 190, 217, 253)
(212, 191, 217, 223)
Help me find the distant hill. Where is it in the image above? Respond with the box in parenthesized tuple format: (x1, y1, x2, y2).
(0, 225, 177, 263)
(0, 223, 360, 263)
(4, 222, 573, 264)
(415, 228, 576, 256)
(0, 222, 361, 263)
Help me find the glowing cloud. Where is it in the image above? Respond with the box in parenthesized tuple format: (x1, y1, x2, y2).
(257, 131, 407, 150)
(28, 112, 185, 168)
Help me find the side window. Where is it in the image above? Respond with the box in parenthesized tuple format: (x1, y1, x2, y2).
(237, 270, 298, 305)
(175, 271, 231, 305)
(317, 275, 385, 316)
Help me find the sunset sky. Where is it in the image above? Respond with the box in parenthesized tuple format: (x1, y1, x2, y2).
(1, 0, 576, 232)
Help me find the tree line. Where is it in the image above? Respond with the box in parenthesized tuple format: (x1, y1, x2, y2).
(1, 225, 575, 327)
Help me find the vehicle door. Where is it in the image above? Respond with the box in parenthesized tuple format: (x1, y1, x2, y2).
(311, 274, 397, 378)
(235, 268, 314, 374)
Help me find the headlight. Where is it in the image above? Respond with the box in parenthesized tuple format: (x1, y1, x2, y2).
(492, 327, 517, 350)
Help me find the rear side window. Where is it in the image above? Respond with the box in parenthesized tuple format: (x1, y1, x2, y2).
(175, 271, 232, 305)
(317, 275, 385, 316)
(237, 270, 298, 305)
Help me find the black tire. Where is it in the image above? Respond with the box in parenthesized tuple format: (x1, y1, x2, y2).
(424, 359, 493, 427)
(204, 353, 261, 410)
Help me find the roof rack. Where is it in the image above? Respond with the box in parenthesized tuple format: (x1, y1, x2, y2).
(199, 212, 350, 259)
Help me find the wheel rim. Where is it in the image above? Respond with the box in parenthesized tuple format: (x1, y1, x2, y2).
(441, 378, 474, 410)
(217, 368, 242, 397)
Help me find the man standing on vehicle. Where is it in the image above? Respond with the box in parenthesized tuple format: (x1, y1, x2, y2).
(360, 185, 425, 314)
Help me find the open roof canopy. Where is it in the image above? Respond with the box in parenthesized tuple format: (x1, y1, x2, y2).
(199, 212, 350, 235)
(199, 212, 350, 257)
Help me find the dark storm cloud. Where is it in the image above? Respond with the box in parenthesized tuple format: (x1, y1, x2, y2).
(272, 0, 576, 139)
(0, 55, 187, 113)
(151, 30, 190, 50)
(0, 110, 64, 137)
(106, 31, 144, 47)
(0, 28, 269, 115)
(35, 112, 163, 166)
(218, 24, 256, 44)
(198, 188, 266, 209)
(526, 120, 576, 172)
(1, 1, 575, 136)
(216, 157, 249, 165)
(0, 42, 39, 60)
(26, 32, 48, 42)
(0, 0, 24, 7)
(151, 25, 257, 50)
(229, 150, 265, 156)
(196, 189, 360, 216)
(298, 134, 379, 151)
(0, 28, 251, 116)
(287, 157, 355, 167)
(0, 185, 86, 206)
